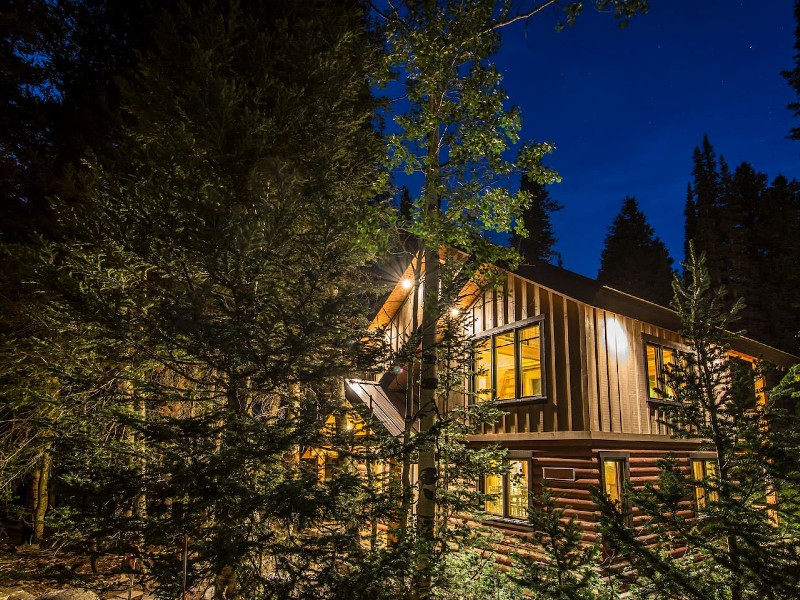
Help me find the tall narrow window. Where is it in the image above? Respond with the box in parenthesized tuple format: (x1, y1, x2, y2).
(691, 459, 719, 510)
(507, 460, 529, 519)
(518, 324, 542, 397)
(484, 472, 504, 516)
(494, 331, 516, 400)
(474, 338, 491, 403)
(646, 342, 677, 400)
(602, 458, 626, 505)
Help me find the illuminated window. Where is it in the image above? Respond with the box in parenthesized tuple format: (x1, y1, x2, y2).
(601, 457, 627, 506)
(754, 374, 767, 407)
(473, 320, 543, 403)
(495, 331, 516, 399)
(484, 472, 504, 516)
(691, 459, 719, 510)
(519, 325, 543, 397)
(646, 342, 677, 400)
(483, 459, 530, 519)
(474, 338, 492, 403)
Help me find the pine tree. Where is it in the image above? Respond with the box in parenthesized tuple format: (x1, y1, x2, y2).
(512, 489, 601, 600)
(754, 176, 800, 353)
(783, 1, 800, 141)
(509, 175, 563, 264)
(11, 1, 389, 597)
(598, 247, 800, 600)
(685, 135, 724, 285)
(683, 137, 800, 354)
(597, 196, 674, 306)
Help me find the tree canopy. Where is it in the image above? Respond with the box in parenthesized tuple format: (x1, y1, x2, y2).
(597, 196, 674, 306)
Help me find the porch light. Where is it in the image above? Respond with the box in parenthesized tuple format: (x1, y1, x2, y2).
(401, 278, 413, 290)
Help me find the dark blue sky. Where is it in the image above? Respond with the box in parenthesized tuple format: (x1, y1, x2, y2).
(496, 0, 798, 277)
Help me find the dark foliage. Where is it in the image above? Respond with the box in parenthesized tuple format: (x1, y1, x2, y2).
(598, 196, 674, 306)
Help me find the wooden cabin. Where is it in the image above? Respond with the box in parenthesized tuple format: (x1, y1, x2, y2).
(345, 257, 798, 542)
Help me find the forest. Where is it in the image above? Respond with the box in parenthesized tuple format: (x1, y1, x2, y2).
(1, 1, 799, 599)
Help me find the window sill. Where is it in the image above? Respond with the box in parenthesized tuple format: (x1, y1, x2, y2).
(480, 516, 533, 531)
(646, 397, 679, 407)
(495, 396, 547, 407)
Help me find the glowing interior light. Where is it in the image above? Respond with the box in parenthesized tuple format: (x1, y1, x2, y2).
(449, 307, 460, 317)
(346, 422, 353, 431)
(401, 278, 413, 290)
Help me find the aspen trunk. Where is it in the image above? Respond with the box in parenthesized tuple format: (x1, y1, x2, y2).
(32, 450, 51, 544)
(398, 257, 422, 546)
(413, 246, 440, 600)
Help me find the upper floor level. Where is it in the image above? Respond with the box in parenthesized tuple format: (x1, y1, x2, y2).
(369, 257, 797, 439)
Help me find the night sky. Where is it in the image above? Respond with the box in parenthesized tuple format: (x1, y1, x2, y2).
(496, 0, 798, 277)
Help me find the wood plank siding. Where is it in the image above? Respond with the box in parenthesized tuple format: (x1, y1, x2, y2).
(364, 257, 798, 559)
(379, 267, 690, 437)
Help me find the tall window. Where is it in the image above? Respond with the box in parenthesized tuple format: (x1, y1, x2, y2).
(483, 459, 530, 519)
(691, 459, 719, 510)
(646, 342, 677, 400)
(601, 457, 627, 506)
(473, 321, 543, 402)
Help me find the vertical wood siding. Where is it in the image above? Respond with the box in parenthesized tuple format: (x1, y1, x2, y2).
(381, 271, 711, 436)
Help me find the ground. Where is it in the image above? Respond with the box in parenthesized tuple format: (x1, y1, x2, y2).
(0, 545, 150, 600)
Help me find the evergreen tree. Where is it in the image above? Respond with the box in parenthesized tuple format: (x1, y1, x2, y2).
(512, 490, 601, 600)
(598, 247, 800, 600)
(783, 1, 800, 141)
(754, 176, 800, 352)
(597, 196, 674, 306)
(509, 175, 563, 264)
(7, 2, 389, 598)
(683, 137, 800, 354)
(684, 135, 723, 285)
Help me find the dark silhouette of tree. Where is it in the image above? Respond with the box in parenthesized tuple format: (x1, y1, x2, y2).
(684, 135, 723, 285)
(684, 136, 800, 353)
(510, 175, 563, 264)
(783, 1, 800, 141)
(3, 2, 391, 597)
(598, 196, 674, 306)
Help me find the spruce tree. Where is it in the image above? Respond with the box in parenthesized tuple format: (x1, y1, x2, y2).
(685, 135, 724, 285)
(598, 247, 800, 600)
(597, 196, 674, 306)
(683, 138, 800, 354)
(11, 1, 389, 597)
(783, 1, 800, 141)
(509, 175, 563, 264)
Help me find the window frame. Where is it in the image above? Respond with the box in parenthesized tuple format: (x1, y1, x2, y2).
(481, 452, 533, 523)
(689, 452, 719, 511)
(599, 451, 632, 526)
(642, 334, 690, 404)
(472, 315, 546, 407)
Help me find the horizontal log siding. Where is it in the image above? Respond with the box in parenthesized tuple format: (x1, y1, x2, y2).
(474, 444, 700, 567)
